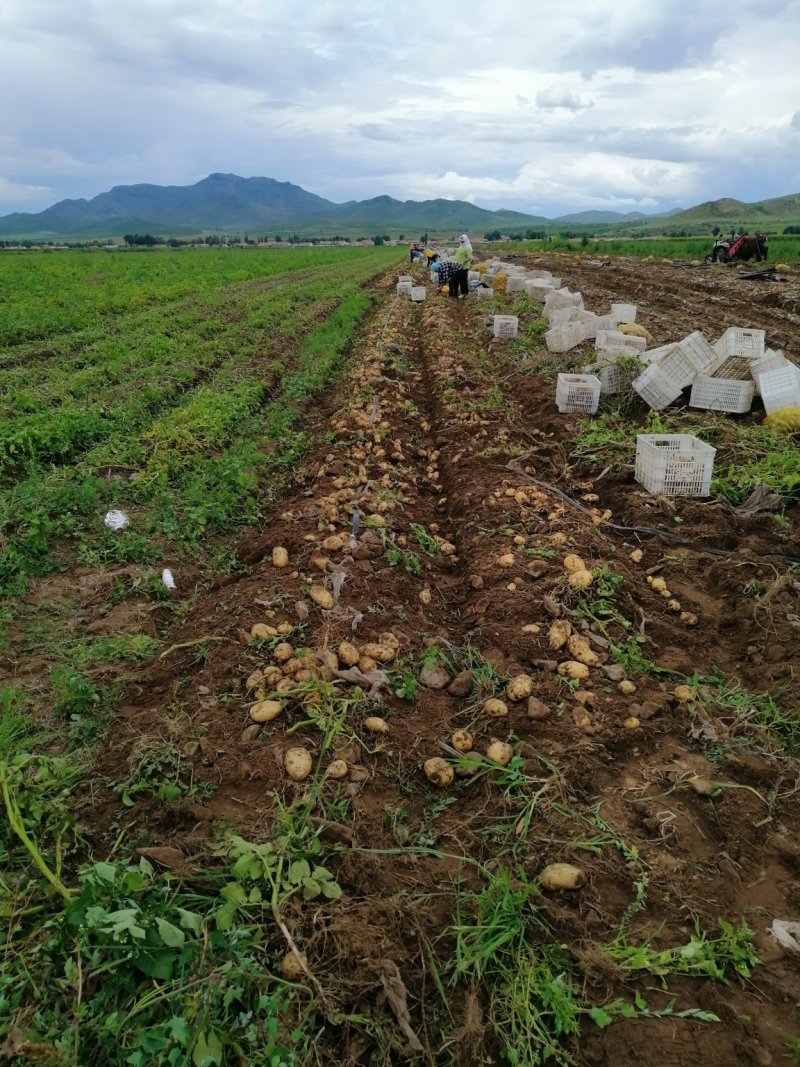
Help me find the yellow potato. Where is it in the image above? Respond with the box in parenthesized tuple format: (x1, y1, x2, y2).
(618, 680, 637, 696)
(498, 553, 515, 568)
(568, 569, 593, 589)
(364, 716, 389, 734)
(485, 740, 513, 766)
(272, 546, 289, 568)
(563, 553, 586, 573)
(506, 675, 534, 702)
(424, 757, 454, 787)
(251, 623, 278, 641)
(650, 577, 667, 593)
(484, 698, 509, 718)
(451, 729, 474, 752)
(624, 716, 640, 730)
(362, 642, 396, 663)
(358, 656, 378, 673)
(280, 951, 308, 981)
(246, 669, 264, 691)
(557, 660, 590, 681)
(567, 635, 600, 667)
(309, 586, 335, 610)
(327, 759, 349, 779)
(548, 619, 572, 651)
(338, 641, 359, 667)
(674, 684, 696, 703)
(539, 863, 585, 891)
(630, 548, 644, 563)
(263, 665, 283, 686)
(249, 699, 284, 723)
(273, 642, 293, 663)
(284, 747, 313, 782)
(321, 534, 345, 552)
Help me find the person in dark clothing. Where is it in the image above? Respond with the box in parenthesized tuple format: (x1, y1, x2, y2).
(432, 259, 468, 298)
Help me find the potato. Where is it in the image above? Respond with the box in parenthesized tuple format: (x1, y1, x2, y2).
(362, 642, 396, 663)
(424, 757, 454, 787)
(629, 548, 643, 563)
(539, 863, 585, 891)
(263, 665, 283, 687)
(650, 577, 667, 593)
(273, 642, 293, 663)
(246, 669, 264, 691)
(309, 586, 335, 611)
(563, 553, 586, 573)
(557, 660, 590, 681)
(521, 623, 541, 635)
(506, 675, 534, 702)
(548, 619, 572, 651)
(277, 622, 294, 636)
(498, 553, 515, 568)
(364, 716, 389, 734)
(280, 950, 308, 981)
(484, 698, 509, 718)
(451, 729, 474, 752)
(311, 553, 330, 572)
(272, 546, 289, 568)
(358, 656, 378, 673)
(566, 635, 600, 667)
(568, 569, 593, 589)
(455, 754, 483, 778)
(624, 716, 640, 730)
(618, 680, 637, 696)
(573, 690, 595, 707)
(572, 706, 593, 732)
(251, 623, 278, 641)
(337, 641, 359, 667)
(321, 533, 345, 552)
(674, 684, 696, 703)
(680, 612, 698, 626)
(249, 699, 284, 723)
(276, 678, 295, 693)
(527, 697, 550, 720)
(485, 740, 513, 766)
(379, 632, 400, 649)
(327, 759, 349, 779)
(419, 588, 432, 605)
(667, 599, 681, 612)
(284, 747, 313, 782)
(318, 649, 338, 673)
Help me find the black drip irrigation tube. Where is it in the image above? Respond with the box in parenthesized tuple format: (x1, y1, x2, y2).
(504, 463, 800, 567)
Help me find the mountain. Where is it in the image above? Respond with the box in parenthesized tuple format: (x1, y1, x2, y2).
(0, 173, 547, 239)
(553, 210, 650, 224)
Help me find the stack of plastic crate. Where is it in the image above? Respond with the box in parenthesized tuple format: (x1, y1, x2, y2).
(397, 280, 413, 296)
(543, 289, 584, 317)
(595, 330, 648, 357)
(634, 434, 716, 497)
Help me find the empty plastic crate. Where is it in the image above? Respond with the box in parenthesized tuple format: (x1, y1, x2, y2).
(475, 287, 494, 300)
(633, 362, 684, 410)
(506, 276, 526, 293)
(549, 306, 584, 327)
(545, 322, 586, 352)
(556, 374, 601, 414)
(713, 327, 765, 360)
(583, 361, 640, 395)
(689, 377, 755, 413)
(596, 330, 647, 356)
(525, 279, 555, 298)
(635, 434, 716, 497)
(468, 271, 480, 282)
(611, 303, 637, 323)
(397, 275, 412, 284)
(544, 289, 584, 315)
(751, 350, 788, 394)
(493, 315, 519, 338)
(396, 281, 412, 295)
(712, 355, 761, 382)
(410, 286, 427, 302)
(676, 331, 724, 376)
(758, 362, 800, 414)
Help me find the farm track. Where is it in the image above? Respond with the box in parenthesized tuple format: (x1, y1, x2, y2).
(84, 262, 800, 1064)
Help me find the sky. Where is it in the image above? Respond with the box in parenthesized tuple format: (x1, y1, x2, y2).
(1, 0, 799, 219)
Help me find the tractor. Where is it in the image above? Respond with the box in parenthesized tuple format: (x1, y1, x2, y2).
(706, 231, 768, 264)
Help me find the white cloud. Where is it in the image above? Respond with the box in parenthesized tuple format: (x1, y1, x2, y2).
(0, 0, 798, 216)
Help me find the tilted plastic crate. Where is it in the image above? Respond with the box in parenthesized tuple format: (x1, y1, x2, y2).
(556, 374, 601, 414)
(750, 350, 788, 394)
(713, 327, 765, 360)
(544, 289, 584, 316)
(506, 276, 526, 293)
(396, 281, 413, 295)
(596, 330, 647, 356)
(548, 306, 584, 327)
(493, 315, 519, 338)
(632, 361, 684, 410)
(611, 303, 637, 323)
(525, 279, 555, 298)
(635, 434, 716, 497)
(689, 376, 755, 413)
(675, 331, 723, 376)
(545, 322, 585, 352)
(410, 286, 427, 302)
(758, 362, 800, 414)
(583, 361, 641, 395)
(475, 286, 494, 300)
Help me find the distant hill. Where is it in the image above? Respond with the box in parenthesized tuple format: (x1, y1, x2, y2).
(619, 194, 800, 236)
(553, 210, 649, 224)
(0, 173, 547, 239)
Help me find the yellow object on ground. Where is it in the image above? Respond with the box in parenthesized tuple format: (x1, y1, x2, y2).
(475, 262, 487, 274)
(618, 323, 654, 344)
(775, 263, 791, 271)
(493, 272, 508, 294)
(764, 406, 800, 433)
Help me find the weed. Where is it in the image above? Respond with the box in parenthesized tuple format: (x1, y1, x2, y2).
(409, 521, 440, 555)
(607, 919, 759, 982)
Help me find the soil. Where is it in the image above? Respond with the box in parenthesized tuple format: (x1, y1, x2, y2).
(9, 256, 800, 1064)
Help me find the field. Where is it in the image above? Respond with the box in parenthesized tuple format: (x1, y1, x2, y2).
(2, 247, 800, 1066)
(502, 235, 800, 263)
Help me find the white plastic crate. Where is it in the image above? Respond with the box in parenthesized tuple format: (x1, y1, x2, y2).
(410, 286, 427, 302)
(712, 355, 761, 382)
(545, 322, 585, 353)
(583, 361, 641, 395)
(544, 289, 584, 315)
(676, 331, 723, 376)
(506, 276, 526, 293)
(611, 303, 637, 323)
(758, 362, 800, 414)
(751, 350, 788, 394)
(596, 330, 647, 356)
(548, 306, 584, 327)
(493, 315, 519, 338)
(525, 279, 555, 298)
(713, 327, 765, 360)
(468, 271, 480, 282)
(475, 286, 494, 301)
(526, 269, 552, 280)
(556, 374, 601, 414)
(396, 281, 412, 295)
(430, 269, 439, 283)
(632, 362, 684, 410)
(635, 435, 716, 497)
(689, 377, 755, 413)
(397, 275, 412, 284)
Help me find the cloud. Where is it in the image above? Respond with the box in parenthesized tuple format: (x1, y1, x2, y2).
(0, 0, 799, 216)
(535, 86, 590, 111)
